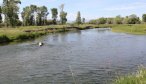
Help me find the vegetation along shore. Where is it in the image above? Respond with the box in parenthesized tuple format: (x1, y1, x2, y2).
(114, 67, 146, 84)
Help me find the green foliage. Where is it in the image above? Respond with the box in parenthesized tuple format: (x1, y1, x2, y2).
(59, 4, 67, 25)
(142, 14, 146, 22)
(76, 11, 82, 25)
(36, 6, 48, 26)
(114, 15, 123, 24)
(60, 11, 67, 24)
(51, 8, 58, 24)
(0, 35, 10, 43)
(21, 6, 31, 26)
(88, 19, 97, 24)
(123, 16, 129, 24)
(97, 17, 107, 24)
(2, 0, 21, 27)
(127, 14, 140, 24)
(29, 5, 37, 25)
(88, 14, 141, 25)
(22, 5, 48, 26)
(45, 20, 54, 25)
(82, 18, 85, 24)
(106, 18, 114, 24)
(0, 6, 2, 24)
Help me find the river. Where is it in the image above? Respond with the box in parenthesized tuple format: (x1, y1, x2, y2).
(0, 28, 146, 84)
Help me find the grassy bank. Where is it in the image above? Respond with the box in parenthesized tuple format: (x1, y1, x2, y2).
(97, 24, 146, 35)
(0, 25, 96, 43)
(114, 68, 146, 84)
(0, 25, 68, 43)
(0, 24, 146, 43)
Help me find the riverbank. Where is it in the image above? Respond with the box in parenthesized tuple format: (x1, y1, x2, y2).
(114, 68, 146, 84)
(0, 24, 146, 43)
(0, 25, 97, 43)
(97, 24, 146, 35)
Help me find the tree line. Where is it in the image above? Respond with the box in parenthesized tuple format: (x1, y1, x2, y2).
(0, 0, 84, 27)
(88, 14, 146, 24)
(1, 0, 145, 28)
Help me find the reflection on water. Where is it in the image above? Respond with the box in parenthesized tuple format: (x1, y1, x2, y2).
(0, 28, 146, 84)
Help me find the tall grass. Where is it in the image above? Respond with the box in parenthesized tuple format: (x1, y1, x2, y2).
(114, 67, 146, 84)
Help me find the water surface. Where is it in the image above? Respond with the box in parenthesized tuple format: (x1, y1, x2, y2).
(0, 28, 146, 84)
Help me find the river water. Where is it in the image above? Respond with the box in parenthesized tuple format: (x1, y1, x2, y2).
(0, 28, 146, 84)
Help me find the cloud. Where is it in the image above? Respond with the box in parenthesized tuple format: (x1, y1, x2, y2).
(104, 2, 146, 11)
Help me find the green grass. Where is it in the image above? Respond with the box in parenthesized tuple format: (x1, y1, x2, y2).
(0, 24, 146, 43)
(114, 68, 146, 84)
(96, 24, 146, 35)
(0, 25, 68, 43)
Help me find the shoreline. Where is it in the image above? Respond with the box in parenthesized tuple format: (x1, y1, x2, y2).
(0, 24, 146, 44)
(0, 25, 96, 44)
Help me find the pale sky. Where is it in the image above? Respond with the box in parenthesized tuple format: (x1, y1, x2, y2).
(1, 0, 146, 21)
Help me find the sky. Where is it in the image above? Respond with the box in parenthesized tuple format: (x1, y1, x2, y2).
(1, 0, 146, 21)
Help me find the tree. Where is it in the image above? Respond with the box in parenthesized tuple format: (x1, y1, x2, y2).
(2, 0, 21, 27)
(23, 6, 47, 26)
(41, 6, 48, 25)
(128, 14, 140, 24)
(114, 15, 123, 24)
(51, 8, 58, 24)
(97, 17, 106, 24)
(0, 6, 2, 24)
(76, 11, 81, 25)
(142, 14, 146, 22)
(59, 4, 64, 12)
(123, 16, 129, 24)
(88, 19, 97, 24)
(106, 18, 114, 24)
(60, 11, 67, 24)
(21, 6, 31, 26)
(30, 5, 37, 25)
(82, 18, 85, 24)
(59, 4, 67, 24)
(36, 6, 48, 26)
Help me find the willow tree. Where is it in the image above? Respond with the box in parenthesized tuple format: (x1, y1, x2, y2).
(2, 0, 21, 27)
